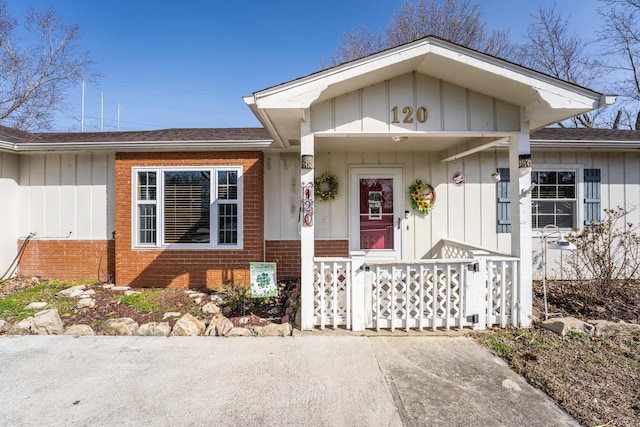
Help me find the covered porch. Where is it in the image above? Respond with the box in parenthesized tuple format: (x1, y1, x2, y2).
(245, 37, 612, 331)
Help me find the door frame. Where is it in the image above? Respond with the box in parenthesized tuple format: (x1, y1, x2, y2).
(349, 165, 404, 261)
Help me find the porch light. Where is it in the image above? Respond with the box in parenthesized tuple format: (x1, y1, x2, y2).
(540, 224, 576, 321)
(392, 136, 408, 143)
(518, 154, 532, 175)
(301, 154, 314, 170)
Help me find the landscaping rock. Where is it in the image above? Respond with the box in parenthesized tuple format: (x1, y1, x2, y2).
(57, 285, 86, 298)
(26, 302, 48, 310)
(162, 312, 182, 320)
(6, 318, 33, 335)
(202, 302, 221, 315)
(64, 324, 95, 336)
(171, 313, 205, 336)
(255, 322, 291, 337)
(590, 320, 640, 337)
(205, 314, 233, 336)
(111, 286, 131, 292)
(0, 319, 10, 333)
(83, 289, 96, 296)
(226, 327, 253, 337)
(137, 322, 172, 337)
(210, 292, 226, 305)
(77, 298, 96, 309)
(100, 317, 139, 336)
(124, 290, 139, 296)
(31, 309, 64, 335)
(540, 316, 595, 337)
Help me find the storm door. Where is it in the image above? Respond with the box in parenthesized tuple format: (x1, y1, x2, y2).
(349, 167, 403, 260)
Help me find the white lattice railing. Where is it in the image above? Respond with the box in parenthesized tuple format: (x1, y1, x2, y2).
(313, 252, 519, 331)
(313, 258, 352, 329)
(367, 260, 471, 331)
(486, 257, 519, 327)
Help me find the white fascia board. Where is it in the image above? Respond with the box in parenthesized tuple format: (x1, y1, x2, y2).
(5, 140, 274, 153)
(253, 42, 434, 109)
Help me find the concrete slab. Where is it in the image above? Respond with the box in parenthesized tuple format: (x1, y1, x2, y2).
(370, 336, 579, 427)
(0, 336, 401, 426)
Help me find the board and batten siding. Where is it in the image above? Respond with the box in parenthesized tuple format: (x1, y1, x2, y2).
(310, 72, 520, 134)
(0, 152, 20, 275)
(18, 153, 115, 240)
(264, 150, 512, 258)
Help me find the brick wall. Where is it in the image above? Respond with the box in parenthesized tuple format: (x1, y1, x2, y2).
(265, 239, 349, 279)
(18, 239, 115, 281)
(115, 151, 264, 289)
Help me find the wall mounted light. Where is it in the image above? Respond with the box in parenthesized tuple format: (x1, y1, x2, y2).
(392, 136, 408, 143)
(518, 154, 532, 175)
(301, 154, 314, 170)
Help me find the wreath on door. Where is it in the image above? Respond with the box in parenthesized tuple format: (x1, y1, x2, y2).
(409, 179, 435, 215)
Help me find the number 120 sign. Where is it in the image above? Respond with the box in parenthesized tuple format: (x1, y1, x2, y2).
(391, 106, 428, 124)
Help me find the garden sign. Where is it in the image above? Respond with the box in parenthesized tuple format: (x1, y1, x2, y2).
(250, 262, 278, 298)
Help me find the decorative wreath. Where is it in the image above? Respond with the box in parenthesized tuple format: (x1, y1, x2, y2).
(409, 179, 436, 215)
(315, 172, 339, 202)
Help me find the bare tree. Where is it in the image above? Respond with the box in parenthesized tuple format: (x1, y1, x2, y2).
(517, 4, 606, 128)
(0, 2, 98, 130)
(322, 0, 515, 69)
(598, 0, 640, 129)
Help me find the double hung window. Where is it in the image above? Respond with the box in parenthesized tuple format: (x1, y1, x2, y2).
(133, 167, 242, 248)
(531, 170, 577, 229)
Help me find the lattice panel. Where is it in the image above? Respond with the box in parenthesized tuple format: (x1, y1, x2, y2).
(313, 262, 350, 327)
(371, 263, 465, 331)
(489, 261, 514, 321)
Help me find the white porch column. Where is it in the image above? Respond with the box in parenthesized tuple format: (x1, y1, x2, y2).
(300, 112, 315, 331)
(509, 125, 533, 328)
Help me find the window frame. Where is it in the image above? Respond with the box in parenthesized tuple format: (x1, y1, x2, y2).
(132, 166, 243, 249)
(531, 163, 583, 231)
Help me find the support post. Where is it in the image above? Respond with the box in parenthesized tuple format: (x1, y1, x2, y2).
(300, 111, 315, 330)
(509, 124, 533, 328)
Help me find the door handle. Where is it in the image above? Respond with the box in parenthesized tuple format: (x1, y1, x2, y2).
(397, 217, 402, 229)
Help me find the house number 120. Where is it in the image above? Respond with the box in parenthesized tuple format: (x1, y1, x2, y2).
(391, 106, 428, 123)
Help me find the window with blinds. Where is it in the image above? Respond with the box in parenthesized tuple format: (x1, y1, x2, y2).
(133, 167, 242, 248)
(531, 170, 576, 228)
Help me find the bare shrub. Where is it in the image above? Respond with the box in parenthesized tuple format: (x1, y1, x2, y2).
(564, 207, 640, 303)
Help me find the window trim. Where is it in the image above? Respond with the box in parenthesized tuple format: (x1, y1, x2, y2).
(531, 163, 583, 231)
(132, 166, 243, 250)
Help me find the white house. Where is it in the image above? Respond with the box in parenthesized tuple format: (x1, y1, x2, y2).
(0, 37, 624, 331)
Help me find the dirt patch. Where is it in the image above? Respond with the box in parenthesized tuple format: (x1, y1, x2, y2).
(473, 280, 640, 427)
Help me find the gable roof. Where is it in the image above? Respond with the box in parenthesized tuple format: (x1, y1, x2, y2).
(245, 36, 615, 148)
(530, 127, 640, 150)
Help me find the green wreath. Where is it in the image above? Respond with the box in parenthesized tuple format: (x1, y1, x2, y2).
(409, 179, 435, 215)
(315, 172, 339, 202)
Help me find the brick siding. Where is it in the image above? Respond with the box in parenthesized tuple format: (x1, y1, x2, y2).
(18, 239, 115, 281)
(115, 151, 264, 289)
(265, 239, 349, 279)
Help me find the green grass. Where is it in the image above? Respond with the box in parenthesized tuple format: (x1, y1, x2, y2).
(567, 330, 587, 342)
(488, 337, 515, 361)
(117, 291, 163, 313)
(0, 280, 86, 321)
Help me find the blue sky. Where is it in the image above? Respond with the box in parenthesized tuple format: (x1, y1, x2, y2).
(6, 1, 603, 132)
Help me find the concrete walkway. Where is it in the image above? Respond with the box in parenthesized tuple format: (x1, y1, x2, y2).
(0, 335, 577, 426)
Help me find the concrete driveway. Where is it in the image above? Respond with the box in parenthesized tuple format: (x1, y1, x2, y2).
(0, 335, 577, 426)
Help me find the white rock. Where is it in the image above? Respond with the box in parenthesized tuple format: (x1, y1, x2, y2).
(590, 320, 640, 337)
(0, 319, 10, 333)
(202, 302, 221, 315)
(171, 313, 205, 336)
(256, 323, 291, 337)
(64, 324, 95, 336)
(32, 309, 64, 335)
(82, 289, 96, 296)
(205, 314, 234, 337)
(57, 285, 86, 297)
(102, 283, 115, 289)
(77, 298, 96, 309)
(26, 302, 48, 310)
(100, 317, 139, 336)
(226, 327, 253, 337)
(124, 290, 140, 296)
(210, 293, 226, 305)
(540, 317, 595, 337)
(111, 286, 131, 292)
(137, 322, 172, 337)
(7, 318, 33, 335)
(162, 312, 182, 320)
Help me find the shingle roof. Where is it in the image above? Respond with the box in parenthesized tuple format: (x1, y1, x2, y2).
(0, 125, 271, 144)
(531, 127, 640, 142)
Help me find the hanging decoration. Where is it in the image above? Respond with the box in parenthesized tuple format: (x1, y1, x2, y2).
(314, 172, 339, 202)
(409, 179, 436, 215)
